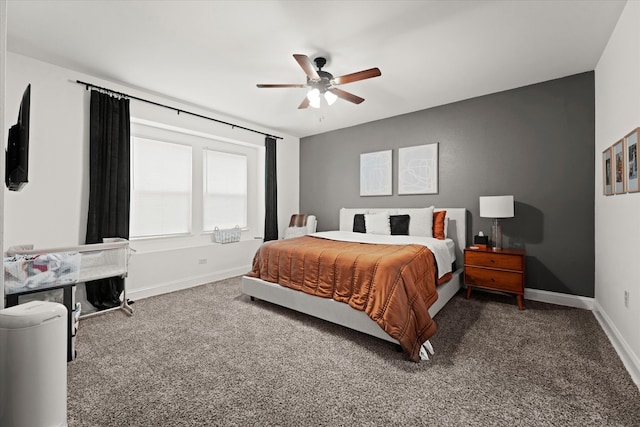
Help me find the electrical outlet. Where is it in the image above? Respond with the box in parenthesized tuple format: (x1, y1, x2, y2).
(198, 258, 207, 265)
(624, 290, 629, 308)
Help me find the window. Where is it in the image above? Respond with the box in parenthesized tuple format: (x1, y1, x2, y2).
(129, 119, 263, 244)
(203, 150, 247, 230)
(130, 137, 192, 237)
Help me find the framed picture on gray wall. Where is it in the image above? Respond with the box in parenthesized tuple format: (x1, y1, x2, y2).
(613, 139, 626, 194)
(625, 128, 639, 193)
(398, 143, 439, 195)
(360, 150, 392, 196)
(603, 147, 613, 195)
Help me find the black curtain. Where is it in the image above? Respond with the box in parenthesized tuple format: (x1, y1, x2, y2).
(85, 90, 131, 309)
(264, 136, 278, 241)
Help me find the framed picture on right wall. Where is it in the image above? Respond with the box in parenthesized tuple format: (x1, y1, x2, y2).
(613, 139, 626, 194)
(603, 147, 613, 195)
(625, 128, 639, 193)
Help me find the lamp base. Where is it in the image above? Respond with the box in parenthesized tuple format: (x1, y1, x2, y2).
(491, 218, 503, 250)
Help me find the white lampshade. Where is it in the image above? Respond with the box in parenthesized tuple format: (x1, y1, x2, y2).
(479, 195, 514, 218)
(324, 90, 338, 106)
(306, 88, 320, 108)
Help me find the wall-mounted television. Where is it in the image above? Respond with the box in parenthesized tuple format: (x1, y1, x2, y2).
(5, 84, 31, 191)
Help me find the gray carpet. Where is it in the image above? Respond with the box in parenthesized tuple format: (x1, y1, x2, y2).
(68, 277, 640, 426)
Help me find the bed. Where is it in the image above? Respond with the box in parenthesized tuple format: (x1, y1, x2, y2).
(242, 207, 466, 361)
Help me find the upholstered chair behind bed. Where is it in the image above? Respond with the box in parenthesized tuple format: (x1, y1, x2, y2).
(283, 214, 317, 239)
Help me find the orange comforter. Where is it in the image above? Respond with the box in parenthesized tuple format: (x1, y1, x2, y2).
(247, 235, 439, 361)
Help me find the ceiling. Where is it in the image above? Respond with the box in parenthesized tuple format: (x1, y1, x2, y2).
(6, 0, 626, 138)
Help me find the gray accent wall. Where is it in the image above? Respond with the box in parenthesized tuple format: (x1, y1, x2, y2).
(300, 72, 595, 297)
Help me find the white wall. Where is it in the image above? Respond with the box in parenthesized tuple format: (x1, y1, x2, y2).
(594, 0, 640, 385)
(4, 52, 299, 302)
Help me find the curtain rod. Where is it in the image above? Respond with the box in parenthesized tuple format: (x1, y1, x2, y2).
(75, 80, 282, 140)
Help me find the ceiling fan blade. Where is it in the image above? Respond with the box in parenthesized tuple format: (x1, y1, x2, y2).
(293, 54, 320, 80)
(329, 88, 365, 104)
(333, 68, 381, 85)
(257, 84, 306, 88)
(298, 97, 310, 109)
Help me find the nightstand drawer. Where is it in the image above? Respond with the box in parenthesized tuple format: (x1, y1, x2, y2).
(465, 251, 524, 271)
(464, 267, 524, 293)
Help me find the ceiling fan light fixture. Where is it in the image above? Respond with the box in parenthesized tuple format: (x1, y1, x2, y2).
(307, 88, 321, 108)
(258, 54, 381, 109)
(324, 90, 337, 106)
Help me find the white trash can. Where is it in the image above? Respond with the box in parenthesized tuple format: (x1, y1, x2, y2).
(0, 300, 68, 427)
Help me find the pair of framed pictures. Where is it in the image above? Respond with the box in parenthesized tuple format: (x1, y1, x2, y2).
(603, 128, 639, 195)
(360, 143, 439, 196)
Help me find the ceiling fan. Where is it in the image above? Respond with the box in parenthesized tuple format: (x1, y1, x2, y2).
(257, 54, 381, 109)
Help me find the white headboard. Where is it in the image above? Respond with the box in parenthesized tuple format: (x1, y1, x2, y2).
(438, 208, 467, 269)
(338, 207, 467, 269)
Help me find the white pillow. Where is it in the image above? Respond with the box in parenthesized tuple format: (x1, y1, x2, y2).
(339, 208, 368, 231)
(365, 211, 391, 235)
(397, 206, 434, 237)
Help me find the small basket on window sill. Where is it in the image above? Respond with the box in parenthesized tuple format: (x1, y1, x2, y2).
(213, 226, 241, 244)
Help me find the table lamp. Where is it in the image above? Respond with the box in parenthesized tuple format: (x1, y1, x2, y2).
(479, 195, 514, 250)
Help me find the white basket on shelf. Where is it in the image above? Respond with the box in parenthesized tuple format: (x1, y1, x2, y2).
(213, 226, 241, 244)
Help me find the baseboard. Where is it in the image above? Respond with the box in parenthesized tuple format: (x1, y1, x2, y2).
(524, 288, 594, 310)
(592, 301, 640, 388)
(127, 265, 251, 301)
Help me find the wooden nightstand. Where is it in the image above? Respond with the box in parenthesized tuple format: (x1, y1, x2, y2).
(464, 247, 526, 310)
